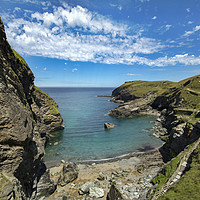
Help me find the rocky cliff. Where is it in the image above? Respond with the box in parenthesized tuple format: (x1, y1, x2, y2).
(108, 75, 200, 199)
(0, 17, 64, 199)
(110, 75, 200, 155)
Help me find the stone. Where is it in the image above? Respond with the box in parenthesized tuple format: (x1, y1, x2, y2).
(61, 160, 66, 164)
(89, 187, 104, 198)
(57, 162, 78, 187)
(104, 123, 115, 129)
(36, 170, 57, 199)
(79, 182, 95, 194)
(97, 174, 105, 181)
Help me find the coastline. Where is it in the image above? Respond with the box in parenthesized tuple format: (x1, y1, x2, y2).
(45, 143, 164, 168)
(47, 147, 164, 200)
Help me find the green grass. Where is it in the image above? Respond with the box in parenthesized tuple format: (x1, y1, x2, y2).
(34, 86, 60, 116)
(150, 153, 183, 198)
(158, 145, 200, 200)
(119, 80, 176, 99)
(11, 48, 30, 71)
(150, 141, 198, 199)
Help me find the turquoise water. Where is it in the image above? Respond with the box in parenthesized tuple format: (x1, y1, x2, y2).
(42, 88, 163, 163)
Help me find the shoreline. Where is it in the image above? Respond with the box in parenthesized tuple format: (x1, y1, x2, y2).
(47, 146, 164, 200)
(45, 142, 164, 168)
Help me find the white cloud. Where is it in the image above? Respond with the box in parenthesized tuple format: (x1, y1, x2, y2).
(139, 0, 150, 2)
(3, 3, 200, 68)
(43, 67, 47, 71)
(5, 5, 164, 65)
(118, 5, 122, 11)
(152, 16, 157, 20)
(186, 8, 190, 13)
(165, 25, 172, 31)
(72, 68, 78, 72)
(110, 4, 123, 11)
(124, 73, 140, 76)
(188, 21, 193, 24)
(183, 25, 200, 36)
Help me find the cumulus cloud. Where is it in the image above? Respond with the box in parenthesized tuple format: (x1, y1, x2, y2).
(183, 25, 200, 37)
(43, 67, 47, 71)
(3, 3, 200, 67)
(5, 4, 165, 65)
(72, 68, 78, 72)
(152, 16, 157, 20)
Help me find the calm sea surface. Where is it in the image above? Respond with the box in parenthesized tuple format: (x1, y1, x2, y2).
(42, 87, 163, 163)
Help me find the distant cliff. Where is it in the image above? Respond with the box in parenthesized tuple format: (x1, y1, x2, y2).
(109, 75, 200, 199)
(110, 75, 200, 156)
(0, 17, 64, 199)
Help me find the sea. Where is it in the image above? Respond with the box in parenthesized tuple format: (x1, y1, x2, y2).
(42, 87, 163, 164)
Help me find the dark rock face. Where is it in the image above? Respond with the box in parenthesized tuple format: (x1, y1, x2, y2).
(0, 17, 64, 199)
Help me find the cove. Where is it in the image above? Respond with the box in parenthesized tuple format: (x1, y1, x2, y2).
(42, 87, 163, 164)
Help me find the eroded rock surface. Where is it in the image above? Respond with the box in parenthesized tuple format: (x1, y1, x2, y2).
(0, 17, 64, 199)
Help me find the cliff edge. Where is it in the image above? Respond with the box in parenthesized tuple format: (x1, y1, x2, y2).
(0, 17, 64, 199)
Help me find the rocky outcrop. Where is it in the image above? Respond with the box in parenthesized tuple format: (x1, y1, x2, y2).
(0, 17, 64, 199)
(110, 75, 200, 157)
(57, 162, 78, 187)
(104, 122, 115, 129)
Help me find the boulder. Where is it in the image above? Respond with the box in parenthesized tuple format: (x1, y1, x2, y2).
(104, 123, 115, 129)
(79, 182, 95, 194)
(57, 162, 78, 187)
(89, 187, 104, 198)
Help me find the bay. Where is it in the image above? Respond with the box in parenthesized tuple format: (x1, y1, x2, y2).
(41, 87, 163, 163)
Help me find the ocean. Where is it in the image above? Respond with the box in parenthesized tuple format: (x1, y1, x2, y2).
(42, 87, 163, 163)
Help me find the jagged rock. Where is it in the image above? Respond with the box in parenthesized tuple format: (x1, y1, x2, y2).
(104, 123, 115, 129)
(89, 187, 104, 198)
(107, 185, 124, 200)
(58, 162, 78, 187)
(0, 18, 64, 199)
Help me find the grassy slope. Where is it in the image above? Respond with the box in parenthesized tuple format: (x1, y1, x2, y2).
(114, 75, 200, 124)
(113, 80, 176, 99)
(158, 144, 200, 200)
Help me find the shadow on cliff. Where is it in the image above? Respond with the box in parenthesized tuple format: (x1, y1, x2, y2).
(14, 138, 46, 198)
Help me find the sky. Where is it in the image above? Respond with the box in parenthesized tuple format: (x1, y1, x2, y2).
(1, 0, 200, 87)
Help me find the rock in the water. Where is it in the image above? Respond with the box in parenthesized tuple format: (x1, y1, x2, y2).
(89, 187, 104, 198)
(104, 123, 115, 129)
(57, 162, 78, 187)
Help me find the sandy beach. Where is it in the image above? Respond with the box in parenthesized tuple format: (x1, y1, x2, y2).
(46, 149, 164, 200)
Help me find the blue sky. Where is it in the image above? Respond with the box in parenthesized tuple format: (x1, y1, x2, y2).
(1, 0, 200, 87)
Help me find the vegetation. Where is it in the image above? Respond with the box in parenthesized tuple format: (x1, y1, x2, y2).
(158, 145, 200, 200)
(11, 48, 30, 71)
(34, 86, 60, 116)
(116, 80, 176, 99)
(150, 141, 198, 199)
(115, 75, 200, 125)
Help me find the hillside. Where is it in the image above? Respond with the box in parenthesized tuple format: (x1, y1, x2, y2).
(0, 17, 64, 199)
(109, 75, 200, 199)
